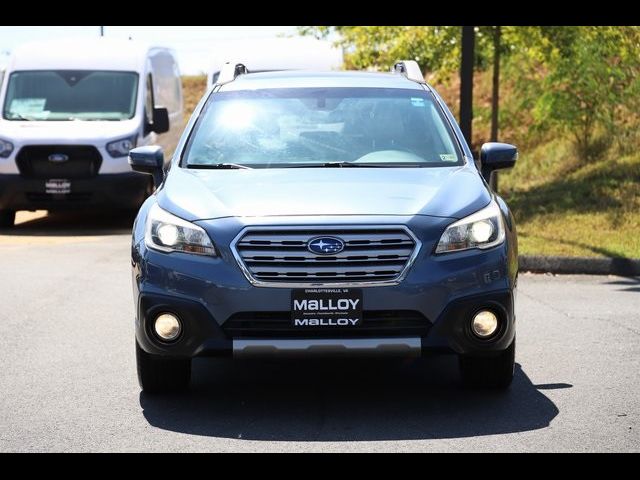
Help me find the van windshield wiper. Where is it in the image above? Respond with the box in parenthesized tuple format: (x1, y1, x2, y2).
(187, 163, 253, 170)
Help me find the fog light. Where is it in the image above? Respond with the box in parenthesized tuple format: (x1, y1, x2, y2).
(471, 310, 498, 338)
(154, 313, 181, 341)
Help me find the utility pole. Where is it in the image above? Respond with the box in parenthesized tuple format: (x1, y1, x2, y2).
(100, 26, 104, 37)
(459, 26, 475, 150)
(490, 26, 501, 192)
(491, 26, 501, 142)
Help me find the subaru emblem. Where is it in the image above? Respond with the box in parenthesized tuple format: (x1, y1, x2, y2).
(48, 153, 69, 163)
(308, 236, 345, 255)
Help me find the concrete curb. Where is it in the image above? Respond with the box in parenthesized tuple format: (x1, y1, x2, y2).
(519, 255, 640, 277)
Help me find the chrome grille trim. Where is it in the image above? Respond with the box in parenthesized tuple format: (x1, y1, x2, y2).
(230, 225, 421, 288)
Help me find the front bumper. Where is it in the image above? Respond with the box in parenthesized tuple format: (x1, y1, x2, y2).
(132, 209, 518, 359)
(0, 173, 149, 211)
(135, 290, 515, 358)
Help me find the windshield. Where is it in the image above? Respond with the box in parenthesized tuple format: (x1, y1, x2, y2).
(3, 70, 138, 121)
(183, 88, 463, 168)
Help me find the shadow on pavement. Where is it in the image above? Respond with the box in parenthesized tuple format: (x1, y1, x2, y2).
(604, 277, 640, 293)
(140, 356, 561, 441)
(533, 383, 573, 390)
(3, 210, 135, 237)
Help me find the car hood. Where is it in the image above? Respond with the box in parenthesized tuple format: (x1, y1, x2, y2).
(0, 119, 139, 142)
(158, 165, 491, 221)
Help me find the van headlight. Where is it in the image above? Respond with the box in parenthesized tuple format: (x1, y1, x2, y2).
(106, 135, 137, 158)
(145, 204, 216, 256)
(435, 200, 505, 254)
(0, 138, 14, 158)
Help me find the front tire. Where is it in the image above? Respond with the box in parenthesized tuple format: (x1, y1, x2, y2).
(136, 341, 191, 393)
(0, 210, 16, 229)
(459, 338, 515, 389)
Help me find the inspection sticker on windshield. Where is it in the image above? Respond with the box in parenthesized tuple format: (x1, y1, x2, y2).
(440, 154, 457, 162)
(410, 97, 425, 107)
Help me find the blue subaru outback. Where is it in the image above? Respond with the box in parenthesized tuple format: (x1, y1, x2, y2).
(129, 61, 519, 393)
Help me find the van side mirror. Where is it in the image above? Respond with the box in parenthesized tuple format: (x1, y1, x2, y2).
(151, 107, 170, 134)
(129, 146, 165, 187)
(480, 142, 517, 182)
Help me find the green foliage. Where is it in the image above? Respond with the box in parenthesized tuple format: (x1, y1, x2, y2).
(527, 27, 640, 161)
(298, 26, 461, 80)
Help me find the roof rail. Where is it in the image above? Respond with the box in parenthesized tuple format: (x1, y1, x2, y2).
(216, 62, 249, 85)
(392, 60, 424, 84)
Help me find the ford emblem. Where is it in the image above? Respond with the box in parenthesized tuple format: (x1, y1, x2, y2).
(48, 153, 69, 163)
(308, 236, 345, 255)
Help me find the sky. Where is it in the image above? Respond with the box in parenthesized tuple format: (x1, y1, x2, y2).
(0, 26, 301, 74)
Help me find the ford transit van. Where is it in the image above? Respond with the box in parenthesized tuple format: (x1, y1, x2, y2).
(0, 38, 183, 227)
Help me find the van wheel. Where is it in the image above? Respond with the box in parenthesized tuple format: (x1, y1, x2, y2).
(136, 341, 191, 393)
(0, 210, 16, 228)
(459, 338, 515, 389)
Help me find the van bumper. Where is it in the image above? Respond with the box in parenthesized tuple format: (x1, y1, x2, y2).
(0, 173, 150, 211)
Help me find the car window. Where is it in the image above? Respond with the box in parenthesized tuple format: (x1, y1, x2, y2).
(183, 87, 463, 168)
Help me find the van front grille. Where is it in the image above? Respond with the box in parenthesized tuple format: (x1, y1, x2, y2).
(25, 192, 92, 202)
(16, 145, 102, 179)
(232, 226, 419, 286)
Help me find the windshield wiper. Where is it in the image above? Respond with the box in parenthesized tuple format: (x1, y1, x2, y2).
(291, 162, 386, 168)
(187, 163, 253, 170)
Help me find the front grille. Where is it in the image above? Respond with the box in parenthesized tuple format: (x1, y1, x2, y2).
(16, 145, 102, 179)
(233, 226, 419, 285)
(224, 310, 430, 339)
(26, 192, 92, 202)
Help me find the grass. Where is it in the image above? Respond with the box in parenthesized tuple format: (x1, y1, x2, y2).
(180, 75, 640, 260)
(501, 143, 640, 258)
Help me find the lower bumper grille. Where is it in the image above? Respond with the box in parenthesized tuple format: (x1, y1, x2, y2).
(26, 192, 93, 202)
(223, 310, 430, 339)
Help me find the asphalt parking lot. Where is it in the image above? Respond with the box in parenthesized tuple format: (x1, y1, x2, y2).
(0, 211, 638, 452)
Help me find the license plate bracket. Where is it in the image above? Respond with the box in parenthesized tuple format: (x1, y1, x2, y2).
(291, 288, 363, 328)
(45, 179, 71, 194)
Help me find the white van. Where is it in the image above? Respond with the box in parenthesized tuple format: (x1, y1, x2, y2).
(207, 37, 343, 85)
(0, 38, 183, 227)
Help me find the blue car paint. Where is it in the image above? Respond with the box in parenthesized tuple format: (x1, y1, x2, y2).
(131, 71, 518, 359)
(156, 165, 491, 221)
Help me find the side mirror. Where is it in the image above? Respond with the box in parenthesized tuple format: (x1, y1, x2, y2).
(129, 146, 165, 187)
(480, 142, 518, 183)
(151, 107, 170, 134)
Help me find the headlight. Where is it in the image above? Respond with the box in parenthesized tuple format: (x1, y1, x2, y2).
(0, 138, 14, 158)
(106, 135, 137, 158)
(145, 204, 216, 256)
(435, 200, 505, 254)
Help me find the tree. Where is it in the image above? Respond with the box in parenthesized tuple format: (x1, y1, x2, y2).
(298, 26, 462, 80)
(460, 26, 475, 146)
(491, 26, 501, 142)
(528, 27, 640, 160)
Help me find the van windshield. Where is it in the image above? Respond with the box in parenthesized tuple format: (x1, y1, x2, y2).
(2, 70, 138, 121)
(183, 88, 463, 168)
